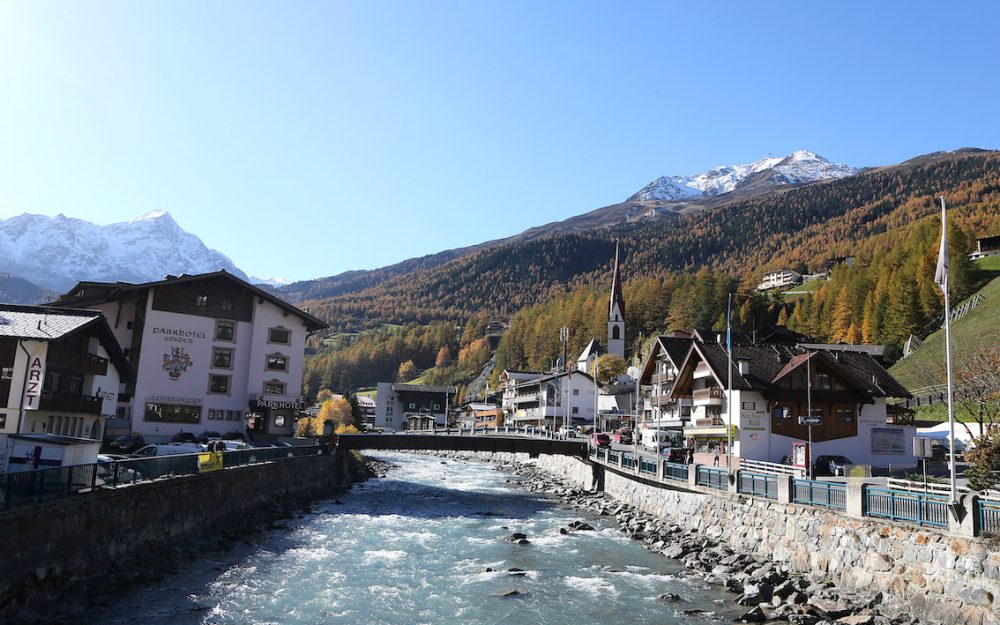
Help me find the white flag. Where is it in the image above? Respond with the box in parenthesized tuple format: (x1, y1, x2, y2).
(934, 197, 949, 294)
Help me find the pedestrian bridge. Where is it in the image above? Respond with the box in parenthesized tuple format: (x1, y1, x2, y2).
(336, 433, 589, 458)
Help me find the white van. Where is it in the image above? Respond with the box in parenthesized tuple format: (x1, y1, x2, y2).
(640, 428, 678, 452)
(132, 443, 205, 457)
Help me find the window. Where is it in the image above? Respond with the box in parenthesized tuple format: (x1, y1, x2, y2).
(209, 374, 231, 394)
(215, 319, 235, 341)
(572, 389, 579, 396)
(815, 373, 831, 390)
(0, 413, 5, 428)
(45, 371, 62, 392)
(266, 354, 288, 371)
(68, 376, 83, 394)
(408, 403, 416, 410)
(221, 299, 233, 311)
(612, 325, 621, 340)
(264, 380, 286, 395)
(572, 407, 579, 414)
(268, 327, 291, 344)
(836, 408, 854, 422)
(196, 295, 208, 307)
(145, 402, 201, 424)
(212, 347, 233, 369)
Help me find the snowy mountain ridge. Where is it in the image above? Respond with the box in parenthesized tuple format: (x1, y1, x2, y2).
(0, 211, 249, 292)
(628, 150, 857, 202)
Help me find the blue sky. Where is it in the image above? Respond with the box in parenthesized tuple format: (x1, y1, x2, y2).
(1, 2, 997, 282)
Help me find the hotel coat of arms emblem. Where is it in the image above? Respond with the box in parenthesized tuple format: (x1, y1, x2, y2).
(162, 347, 193, 380)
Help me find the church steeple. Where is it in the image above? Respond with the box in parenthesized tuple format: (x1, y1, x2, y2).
(607, 241, 625, 358)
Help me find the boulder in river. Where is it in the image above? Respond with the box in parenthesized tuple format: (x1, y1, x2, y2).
(505, 532, 527, 542)
(493, 588, 523, 598)
(657, 592, 683, 603)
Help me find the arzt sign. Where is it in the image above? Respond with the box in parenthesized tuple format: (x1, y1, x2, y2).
(22, 345, 47, 410)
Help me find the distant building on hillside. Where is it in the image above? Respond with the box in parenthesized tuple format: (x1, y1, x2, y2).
(756, 269, 803, 291)
(50, 271, 326, 442)
(969, 234, 1000, 260)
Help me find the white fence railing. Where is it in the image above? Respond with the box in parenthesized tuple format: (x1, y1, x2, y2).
(886, 477, 970, 495)
(739, 458, 804, 477)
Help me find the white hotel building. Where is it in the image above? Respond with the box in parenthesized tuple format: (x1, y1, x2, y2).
(53, 271, 327, 442)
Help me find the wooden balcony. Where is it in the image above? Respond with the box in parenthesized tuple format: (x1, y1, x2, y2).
(651, 372, 674, 384)
(692, 387, 724, 404)
(47, 344, 109, 376)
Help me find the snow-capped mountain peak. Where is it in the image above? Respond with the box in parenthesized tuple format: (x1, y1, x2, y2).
(0, 211, 249, 292)
(628, 150, 856, 202)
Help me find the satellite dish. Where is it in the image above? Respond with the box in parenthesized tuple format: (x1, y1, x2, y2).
(626, 366, 640, 380)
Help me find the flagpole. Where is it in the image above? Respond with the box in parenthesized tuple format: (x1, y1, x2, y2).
(939, 197, 957, 504)
(727, 293, 733, 471)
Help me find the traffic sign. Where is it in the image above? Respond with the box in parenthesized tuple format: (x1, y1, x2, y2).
(799, 416, 822, 426)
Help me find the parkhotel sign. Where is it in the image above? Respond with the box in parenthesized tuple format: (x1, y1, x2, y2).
(252, 397, 305, 411)
(152, 326, 207, 344)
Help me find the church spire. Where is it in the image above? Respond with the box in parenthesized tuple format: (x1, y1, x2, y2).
(607, 240, 625, 358)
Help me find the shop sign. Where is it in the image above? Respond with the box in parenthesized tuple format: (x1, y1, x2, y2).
(252, 397, 305, 411)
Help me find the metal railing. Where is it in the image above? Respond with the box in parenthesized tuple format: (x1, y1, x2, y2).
(622, 453, 636, 470)
(639, 457, 657, 475)
(662, 461, 689, 482)
(1, 445, 325, 510)
(978, 498, 1000, 535)
(738, 471, 778, 499)
(1, 464, 98, 510)
(596, 447, 607, 461)
(607, 450, 620, 465)
(793, 479, 847, 510)
(696, 466, 728, 490)
(864, 486, 950, 528)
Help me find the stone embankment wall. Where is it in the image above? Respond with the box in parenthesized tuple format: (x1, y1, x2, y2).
(0, 450, 353, 616)
(447, 451, 1000, 625)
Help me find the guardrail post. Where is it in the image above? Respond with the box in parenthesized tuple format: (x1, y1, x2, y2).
(776, 474, 793, 504)
(688, 464, 700, 490)
(728, 470, 739, 495)
(657, 458, 665, 481)
(845, 480, 866, 519)
(951, 494, 978, 537)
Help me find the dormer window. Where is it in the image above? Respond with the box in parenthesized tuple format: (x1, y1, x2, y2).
(196, 295, 208, 307)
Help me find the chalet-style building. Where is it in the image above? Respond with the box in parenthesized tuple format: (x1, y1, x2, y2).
(639, 332, 694, 428)
(374, 382, 457, 430)
(0, 305, 131, 469)
(756, 269, 803, 291)
(668, 329, 915, 469)
(51, 271, 327, 442)
(458, 402, 505, 429)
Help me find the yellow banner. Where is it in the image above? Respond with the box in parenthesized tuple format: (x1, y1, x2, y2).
(198, 452, 223, 472)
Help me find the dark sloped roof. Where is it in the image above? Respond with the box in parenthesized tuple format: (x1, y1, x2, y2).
(52, 270, 327, 332)
(393, 383, 457, 394)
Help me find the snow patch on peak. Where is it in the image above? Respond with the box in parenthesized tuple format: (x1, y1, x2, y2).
(251, 276, 292, 287)
(132, 210, 169, 222)
(627, 150, 856, 201)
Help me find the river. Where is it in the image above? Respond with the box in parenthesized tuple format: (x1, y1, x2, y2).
(84, 453, 742, 625)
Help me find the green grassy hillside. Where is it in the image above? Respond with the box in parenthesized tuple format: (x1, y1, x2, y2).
(890, 266, 1000, 393)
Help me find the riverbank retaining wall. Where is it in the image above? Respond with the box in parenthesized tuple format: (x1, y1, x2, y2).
(0, 449, 353, 616)
(441, 450, 1000, 625)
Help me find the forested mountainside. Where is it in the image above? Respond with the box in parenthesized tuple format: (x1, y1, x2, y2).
(302, 150, 1000, 334)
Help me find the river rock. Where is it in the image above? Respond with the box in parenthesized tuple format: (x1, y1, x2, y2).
(735, 605, 767, 622)
(808, 597, 851, 619)
(657, 592, 683, 603)
(508, 568, 527, 576)
(836, 615, 875, 625)
(505, 532, 527, 543)
(493, 588, 522, 597)
(738, 582, 773, 606)
(559, 527, 569, 535)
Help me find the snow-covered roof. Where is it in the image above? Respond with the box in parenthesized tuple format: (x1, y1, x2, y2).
(0, 305, 103, 340)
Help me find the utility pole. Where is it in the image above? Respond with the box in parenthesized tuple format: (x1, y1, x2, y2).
(560, 326, 569, 433)
(807, 355, 813, 480)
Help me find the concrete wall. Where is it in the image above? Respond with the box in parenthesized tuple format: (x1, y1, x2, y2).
(0, 449, 352, 615)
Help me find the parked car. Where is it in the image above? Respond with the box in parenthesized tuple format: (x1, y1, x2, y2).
(198, 431, 222, 444)
(813, 455, 853, 476)
(558, 426, 578, 438)
(591, 432, 611, 448)
(132, 443, 205, 457)
(611, 429, 633, 445)
(171, 431, 198, 444)
(105, 434, 146, 453)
